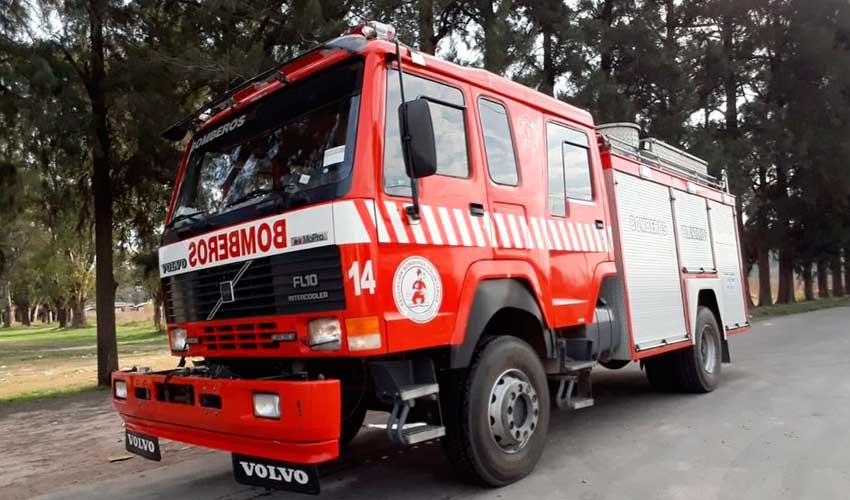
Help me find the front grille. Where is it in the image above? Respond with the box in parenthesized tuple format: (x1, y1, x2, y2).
(198, 321, 295, 351)
(163, 246, 344, 323)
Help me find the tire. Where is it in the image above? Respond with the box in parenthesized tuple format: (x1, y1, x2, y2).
(644, 352, 680, 392)
(442, 336, 550, 486)
(339, 388, 369, 448)
(600, 359, 630, 370)
(674, 306, 722, 393)
(643, 306, 722, 393)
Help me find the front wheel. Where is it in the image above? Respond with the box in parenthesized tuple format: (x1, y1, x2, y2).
(442, 336, 550, 486)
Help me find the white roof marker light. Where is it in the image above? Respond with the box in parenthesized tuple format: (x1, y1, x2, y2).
(362, 21, 396, 40)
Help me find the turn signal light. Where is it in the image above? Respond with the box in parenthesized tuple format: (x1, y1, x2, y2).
(345, 316, 382, 351)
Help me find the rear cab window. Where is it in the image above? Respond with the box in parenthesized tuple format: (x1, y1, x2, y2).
(546, 122, 593, 216)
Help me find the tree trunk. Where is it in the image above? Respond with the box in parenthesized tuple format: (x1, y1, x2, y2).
(19, 300, 31, 326)
(153, 293, 163, 332)
(757, 243, 772, 307)
(776, 247, 795, 304)
(845, 246, 850, 297)
(832, 256, 845, 297)
(817, 259, 830, 298)
(479, 0, 508, 73)
(801, 262, 814, 301)
(3, 282, 12, 327)
(88, 0, 118, 387)
(32, 303, 41, 323)
(71, 300, 87, 328)
(57, 306, 67, 328)
(539, 25, 555, 97)
(417, 0, 435, 54)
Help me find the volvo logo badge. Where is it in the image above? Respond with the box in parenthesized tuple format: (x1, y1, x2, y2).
(220, 281, 235, 303)
(207, 260, 253, 320)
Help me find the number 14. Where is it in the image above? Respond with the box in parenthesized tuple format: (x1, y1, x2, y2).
(347, 260, 376, 296)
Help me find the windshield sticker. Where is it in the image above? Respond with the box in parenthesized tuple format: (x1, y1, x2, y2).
(323, 145, 346, 167)
(392, 256, 443, 324)
(190, 115, 247, 153)
(299, 174, 311, 185)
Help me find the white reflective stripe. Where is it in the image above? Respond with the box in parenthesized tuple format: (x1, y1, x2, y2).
(557, 221, 572, 251)
(403, 203, 428, 244)
(573, 222, 588, 251)
(518, 217, 534, 249)
(566, 221, 580, 250)
(453, 209, 473, 246)
(530, 218, 546, 249)
(384, 201, 409, 244)
(333, 201, 371, 245)
(506, 215, 524, 248)
(367, 200, 391, 243)
(468, 213, 487, 247)
(593, 226, 605, 252)
(421, 205, 443, 245)
(437, 206, 459, 246)
(547, 219, 563, 251)
(482, 212, 497, 247)
(493, 213, 511, 248)
(583, 224, 597, 252)
(541, 219, 552, 249)
(600, 226, 609, 252)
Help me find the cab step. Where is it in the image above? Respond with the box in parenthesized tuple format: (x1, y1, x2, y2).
(400, 424, 446, 445)
(370, 359, 445, 446)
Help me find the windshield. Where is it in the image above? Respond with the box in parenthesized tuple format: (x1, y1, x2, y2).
(173, 60, 363, 224)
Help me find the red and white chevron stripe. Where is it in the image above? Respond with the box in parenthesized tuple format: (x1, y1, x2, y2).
(357, 200, 609, 253)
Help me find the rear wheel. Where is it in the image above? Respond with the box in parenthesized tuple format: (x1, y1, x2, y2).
(675, 306, 722, 393)
(643, 306, 722, 393)
(442, 336, 550, 486)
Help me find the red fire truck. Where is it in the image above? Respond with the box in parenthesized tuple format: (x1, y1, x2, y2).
(112, 22, 750, 494)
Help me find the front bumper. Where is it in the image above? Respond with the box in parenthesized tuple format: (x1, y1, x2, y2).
(112, 370, 341, 464)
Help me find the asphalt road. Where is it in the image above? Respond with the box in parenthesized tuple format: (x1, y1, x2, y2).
(12, 306, 850, 500)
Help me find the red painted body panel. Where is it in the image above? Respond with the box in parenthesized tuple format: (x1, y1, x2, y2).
(112, 371, 340, 464)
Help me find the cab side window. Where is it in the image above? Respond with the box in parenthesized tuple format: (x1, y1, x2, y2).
(547, 122, 593, 216)
(384, 69, 468, 196)
(478, 98, 519, 186)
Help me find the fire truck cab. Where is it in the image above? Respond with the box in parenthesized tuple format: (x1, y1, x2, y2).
(112, 22, 750, 494)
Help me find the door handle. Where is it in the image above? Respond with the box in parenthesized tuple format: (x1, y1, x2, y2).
(469, 203, 485, 217)
(595, 219, 605, 229)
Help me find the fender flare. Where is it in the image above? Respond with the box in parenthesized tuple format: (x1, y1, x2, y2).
(450, 278, 552, 369)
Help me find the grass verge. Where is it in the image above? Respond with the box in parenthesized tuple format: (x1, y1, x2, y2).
(0, 384, 102, 404)
(751, 296, 850, 320)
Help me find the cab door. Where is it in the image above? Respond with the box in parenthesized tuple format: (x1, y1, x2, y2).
(542, 120, 610, 327)
(374, 66, 492, 353)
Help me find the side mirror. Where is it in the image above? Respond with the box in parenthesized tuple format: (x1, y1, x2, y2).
(399, 98, 437, 179)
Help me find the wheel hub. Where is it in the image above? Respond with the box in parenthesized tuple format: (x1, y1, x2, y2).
(699, 325, 717, 374)
(488, 369, 539, 453)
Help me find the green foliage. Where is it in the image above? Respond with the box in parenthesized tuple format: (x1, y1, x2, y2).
(1, 0, 850, 330)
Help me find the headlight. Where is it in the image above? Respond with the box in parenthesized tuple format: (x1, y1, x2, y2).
(253, 392, 280, 419)
(307, 318, 341, 351)
(170, 327, 188, 351)
(114, 380, 127, 399)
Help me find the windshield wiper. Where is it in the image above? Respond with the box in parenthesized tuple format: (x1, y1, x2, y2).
(167, 209, 204, 229)
(223, 188, 274, 209)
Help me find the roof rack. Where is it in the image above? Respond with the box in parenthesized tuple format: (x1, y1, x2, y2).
(597, 123, 725, 191)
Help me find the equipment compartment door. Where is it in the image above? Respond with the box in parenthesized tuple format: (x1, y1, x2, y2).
(708, 200, 748, 329)
(612, 171, 687, 350)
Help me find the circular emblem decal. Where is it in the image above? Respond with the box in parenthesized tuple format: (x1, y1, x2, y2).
(393, 256, 443, 324)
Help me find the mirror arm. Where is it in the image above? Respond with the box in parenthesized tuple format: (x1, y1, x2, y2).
(394, 36, 421, 221)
